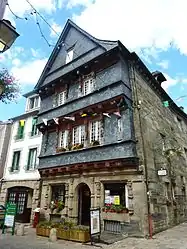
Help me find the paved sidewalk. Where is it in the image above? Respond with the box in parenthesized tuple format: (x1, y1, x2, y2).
(1, 223, 187, 249)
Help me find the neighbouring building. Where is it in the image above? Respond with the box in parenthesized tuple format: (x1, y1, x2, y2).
(0, 92, 42, 223)
(34, 19, 187, 236)
(0, 120, 12, 188)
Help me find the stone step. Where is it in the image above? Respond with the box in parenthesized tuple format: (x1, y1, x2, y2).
(93, 232, 128, 245)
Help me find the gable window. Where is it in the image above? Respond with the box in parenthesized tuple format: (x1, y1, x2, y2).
(83, 77, 95, 96)
(16, 120, 25, 140)
(89, 120, 102, 144)
(65, 48, 74, 64)
(28, 96, 39, 110)
(31, 117, 39, 136)
(26, 148, 37, 170)
(58, 130, 69, 148)
(57, 91, 66, 106)
(11, 151, 21, 172)
(72, 125, 85, 146)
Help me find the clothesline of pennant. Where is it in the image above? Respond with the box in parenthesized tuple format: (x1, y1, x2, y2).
(42, 111, 121, 126)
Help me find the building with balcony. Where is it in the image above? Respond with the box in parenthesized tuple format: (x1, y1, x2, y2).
(34, 19, 187, 236)
(0, 92, 42, 223)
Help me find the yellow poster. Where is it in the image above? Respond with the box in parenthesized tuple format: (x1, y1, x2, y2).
(20, 120, 25, 126)
(114, 196, 120, 205)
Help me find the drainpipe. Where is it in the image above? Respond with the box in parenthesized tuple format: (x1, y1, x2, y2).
(129, 61, 152, 238)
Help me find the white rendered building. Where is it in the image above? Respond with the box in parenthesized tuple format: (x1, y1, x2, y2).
(0, 92, 42, 223)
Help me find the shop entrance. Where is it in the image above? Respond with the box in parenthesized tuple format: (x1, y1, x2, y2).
(78, 183, 91, 226)
(7, 187, 33, 223)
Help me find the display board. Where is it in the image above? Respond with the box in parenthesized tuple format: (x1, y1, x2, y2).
(2, 203, 17, 235)
(90, 207, 101, 236)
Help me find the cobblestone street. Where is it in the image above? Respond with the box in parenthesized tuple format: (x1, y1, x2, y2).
(1, 223, 187, 249)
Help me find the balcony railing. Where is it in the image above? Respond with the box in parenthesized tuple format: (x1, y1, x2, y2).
(24, 164, 39, 171)
(28, 130, 40, 137)
(8, 166, 19, 173)
(14, 133, 24, 140)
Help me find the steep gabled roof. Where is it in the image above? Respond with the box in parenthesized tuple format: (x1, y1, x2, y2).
(34, 19, 118, 90)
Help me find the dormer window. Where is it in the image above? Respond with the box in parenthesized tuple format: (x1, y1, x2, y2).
(28, 96, 39, 110)
(57, 91, 66, 106)
(65, 48, 74, 64)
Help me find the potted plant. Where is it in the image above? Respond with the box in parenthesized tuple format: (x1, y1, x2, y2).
(56, 147, 66, 153)
(91, 140, 100, 146)
(56, 200, 64, 213)
(72, 143, 84, 150)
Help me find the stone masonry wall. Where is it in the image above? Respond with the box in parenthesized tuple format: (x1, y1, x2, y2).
(131, 64, 187, 234)
(39, 169, 147, 236)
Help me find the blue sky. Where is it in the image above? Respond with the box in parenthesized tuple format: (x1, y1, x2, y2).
(0, 0, 187, 120)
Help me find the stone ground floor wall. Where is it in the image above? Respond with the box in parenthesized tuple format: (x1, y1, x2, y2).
(0, 180, 41, 224)
(39, 169, 149, 236)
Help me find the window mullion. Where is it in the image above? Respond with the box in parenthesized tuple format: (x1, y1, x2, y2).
(95, 121, 98, 141)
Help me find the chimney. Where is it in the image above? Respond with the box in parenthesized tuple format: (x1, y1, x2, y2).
(152, 71, 166, 85)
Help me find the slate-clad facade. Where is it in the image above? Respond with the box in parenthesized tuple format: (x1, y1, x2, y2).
(35, 20, 187, 236)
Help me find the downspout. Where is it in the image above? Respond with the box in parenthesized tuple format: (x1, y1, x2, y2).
(129, 60, 152, 238)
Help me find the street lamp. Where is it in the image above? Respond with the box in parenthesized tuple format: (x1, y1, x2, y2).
(0, 19, 19, 53)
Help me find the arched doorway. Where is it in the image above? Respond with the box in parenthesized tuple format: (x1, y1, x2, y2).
(77, 183, 91, 226)
(7, 186, 33, 223)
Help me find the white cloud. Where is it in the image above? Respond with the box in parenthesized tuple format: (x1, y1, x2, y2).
(157, 60, 169, 70)
(6, 0, 56, 16)
(12, 58, 21, 66)
(11, 58, 47, 85)
(66, 0, 94, 8)
(162, 73, 178, 91)
(31, 48, 40, 58)
(50, 22, 62, 37)
(73, 0, 187, 55)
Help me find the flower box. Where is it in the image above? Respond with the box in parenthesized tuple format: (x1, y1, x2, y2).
(36, 227, 50, 237)
(36, 223, 90, 243)
(70, 230, 90, 243)
(57, 229, 70, 240)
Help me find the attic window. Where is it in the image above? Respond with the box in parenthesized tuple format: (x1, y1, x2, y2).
(66, 48, 74, 64)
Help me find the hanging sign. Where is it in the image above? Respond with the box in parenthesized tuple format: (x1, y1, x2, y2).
(2, 203, 17, 235)
(157, 169, 167, 176)
(90, 208, 101, 236)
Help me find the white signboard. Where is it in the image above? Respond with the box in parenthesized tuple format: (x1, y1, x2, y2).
(158, 169, 167, 176)
(90, 208, 100, 235)
(4, 214, 15, 227)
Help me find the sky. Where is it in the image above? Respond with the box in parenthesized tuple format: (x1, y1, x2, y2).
(1, 0, 187, 120)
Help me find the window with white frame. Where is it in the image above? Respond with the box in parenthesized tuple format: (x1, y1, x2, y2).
(83, 77, 95, 95)
(58, 130, 69, 148)
(57, 91, 66, 106)
(28, 96, 39, 110)
(89, 120, 102, 144)
(65, 48, 74, 64)
(26, 148, 37, 170)
(72, 125, 86, 145)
